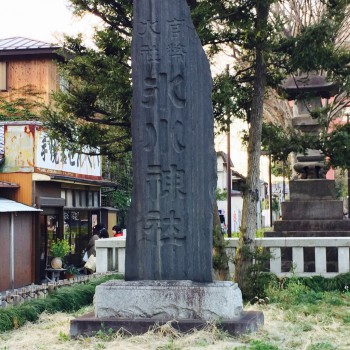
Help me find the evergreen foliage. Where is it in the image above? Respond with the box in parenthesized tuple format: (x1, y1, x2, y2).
(212, 226, 229, 273)
(284, 273, 350, 293)
(37, 1, 350, 294)
(0, 86, 44, 120)
(322, 123, 350, 169)
(0, 274, 122, 333)
(101, 152, 132, 226)
(43, 32, 132, 160)
(262, 121, 350, 170)
(250, 272, 350, 303)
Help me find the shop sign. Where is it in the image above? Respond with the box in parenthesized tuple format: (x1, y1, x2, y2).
(35, 131, 101, 177)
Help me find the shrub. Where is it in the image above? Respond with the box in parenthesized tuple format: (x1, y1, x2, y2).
(50, 239, 70, 258)
(0, 274, 123, 333)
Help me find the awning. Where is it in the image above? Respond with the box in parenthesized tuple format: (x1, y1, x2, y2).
(0, 181, 19, 188)
(49, 174, 117, 187)
(0, 197, 42, 212)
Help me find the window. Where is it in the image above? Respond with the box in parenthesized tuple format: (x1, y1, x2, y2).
(74, 190, 81, 207)
(66, 190, 73, 207)
(59, 74, 68, 92)
(93, 191, 100, 207)
(0, 62, 7, 91)
(88, 191, 93, 207)
(61, 189, 66, 206)
(81, 191, 87, 207)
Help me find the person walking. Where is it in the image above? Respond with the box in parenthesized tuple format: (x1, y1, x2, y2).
(86, 229, 100, 258)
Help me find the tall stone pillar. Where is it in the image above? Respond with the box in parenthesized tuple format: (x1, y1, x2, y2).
(70, 0, 264, 337)
(125, 0, 217, 282)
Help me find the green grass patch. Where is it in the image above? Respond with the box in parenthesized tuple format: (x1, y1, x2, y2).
(282, 273, 350, 293)
(0, 274, 123, 333)
(263, 274, 350, 329)
(306, 342, 336, 350)
(249, 340, 279, 350)
(264, 272, 350, 310)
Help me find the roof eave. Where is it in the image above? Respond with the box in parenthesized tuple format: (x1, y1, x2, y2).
(0, 48, 62, 58)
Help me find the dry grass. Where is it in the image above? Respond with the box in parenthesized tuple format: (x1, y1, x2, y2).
(1, 298, 350, 350)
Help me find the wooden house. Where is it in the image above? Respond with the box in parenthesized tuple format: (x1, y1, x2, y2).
(0, 197, 41, 291)
(0, 37, 117, 290)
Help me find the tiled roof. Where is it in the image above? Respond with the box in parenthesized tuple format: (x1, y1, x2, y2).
(0, 37, 59, 52)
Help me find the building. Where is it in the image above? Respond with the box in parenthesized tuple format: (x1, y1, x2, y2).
(216, 151, 246, 233)
(215, 118, 284, 231)
(0, 197, 41, 291)
(0, 37, 117, 290)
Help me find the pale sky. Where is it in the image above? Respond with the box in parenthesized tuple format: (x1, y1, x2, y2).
(0, 0, 101, 44)
(0, 0, 230, 72)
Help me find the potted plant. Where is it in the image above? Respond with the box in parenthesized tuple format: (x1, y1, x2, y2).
(50, 239, 70, 269)
(65, 264, 79, 279)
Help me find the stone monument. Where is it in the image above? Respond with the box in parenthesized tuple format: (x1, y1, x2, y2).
(125, 0, 216, 282)
(70, 0, 263, 336)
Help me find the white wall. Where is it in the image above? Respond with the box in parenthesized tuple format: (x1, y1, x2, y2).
(217, 197, 243, 233)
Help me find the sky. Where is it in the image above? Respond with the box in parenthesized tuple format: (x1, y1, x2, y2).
(0, 0, 101, 44)
(0, 0, 229, 72)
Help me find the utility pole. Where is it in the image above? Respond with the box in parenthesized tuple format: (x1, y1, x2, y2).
(227, 125, 232, 237)
(347, 113, 349, 218)
(226, 65, 232, 237)
(269, 153, 273, 226)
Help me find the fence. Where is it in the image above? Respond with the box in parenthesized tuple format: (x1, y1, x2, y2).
(5, 237, 348, 307)
(96, 237, 350, 278)
(95, 237, 126, 274)
(225, 237, 350, 278)
(0, 273, 110, 308)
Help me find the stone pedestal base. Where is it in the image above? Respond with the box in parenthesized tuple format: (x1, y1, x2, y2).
(272, 179, 348, 236)
(95, 280, 243, 320)
(289, 179, 336, 201)
(70, 311, 264, 338)
(70, 280, 264, 337)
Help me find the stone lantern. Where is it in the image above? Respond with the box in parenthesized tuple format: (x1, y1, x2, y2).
(266, 74, 350, 259)
(275, 74, 343, 220)
(263, 74, 350, 274)
(282, 74, 337, 179)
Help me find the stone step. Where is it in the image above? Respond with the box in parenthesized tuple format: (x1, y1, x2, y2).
(265, 231, 350, 237)
(274, 219, 350, 231)
(70, 311, 265, 338)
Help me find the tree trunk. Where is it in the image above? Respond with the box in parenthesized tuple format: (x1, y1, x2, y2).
(212, 201, 230, 280)
(234, 0, 270, 297)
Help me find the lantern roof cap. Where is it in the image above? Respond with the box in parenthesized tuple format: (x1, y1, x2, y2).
(281, 74, 337, 99)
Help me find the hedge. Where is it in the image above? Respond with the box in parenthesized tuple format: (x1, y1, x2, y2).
(0, 274, 123, 333)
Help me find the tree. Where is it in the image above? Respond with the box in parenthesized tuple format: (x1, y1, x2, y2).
(226, 0, 272, 294)
(43, 31, 132, 160)
(197, 0, 350, 294)
(262, 121, 350, 171)
(102, 152, 132, 227)
(0, 85, 45, 120)
(44, 0, 350, 296)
